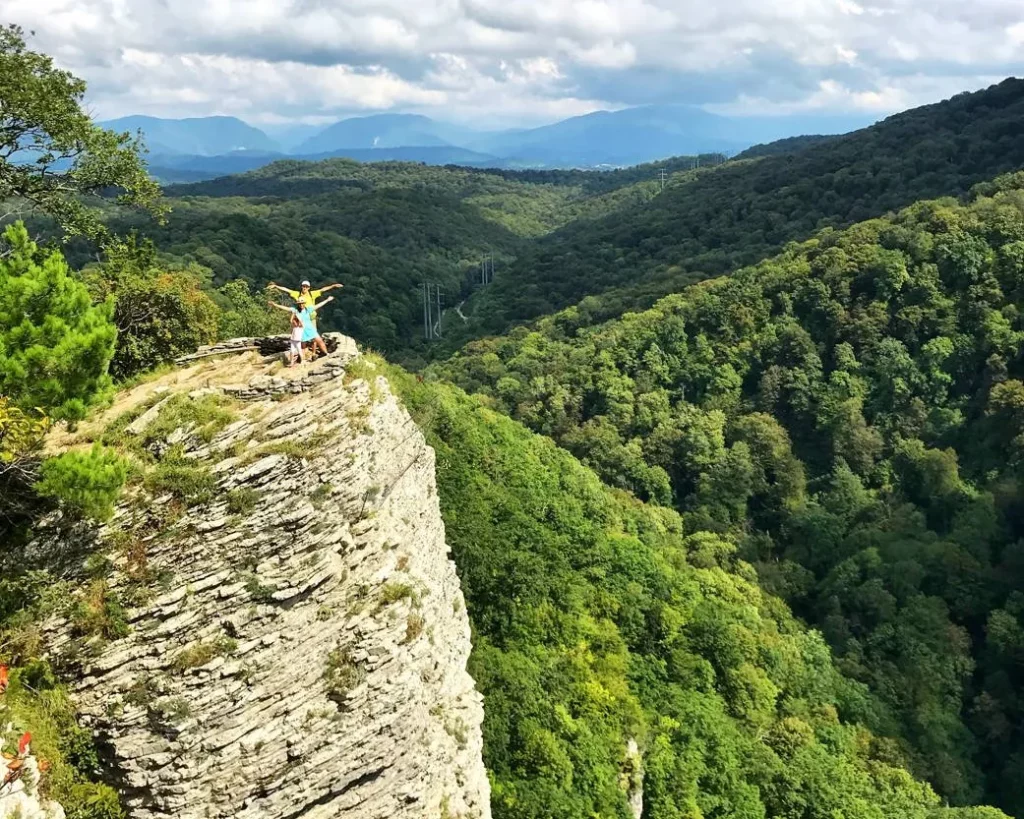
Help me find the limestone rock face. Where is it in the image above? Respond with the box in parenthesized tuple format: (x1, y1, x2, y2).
(0, 753, 65, 819)
(41, 338, 491, 819)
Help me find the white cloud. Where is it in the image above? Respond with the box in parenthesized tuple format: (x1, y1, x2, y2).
(5, 0, 1022, 125)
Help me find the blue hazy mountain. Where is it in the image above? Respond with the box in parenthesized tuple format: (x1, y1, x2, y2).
(110, 107, 878, 181)
(468, 105, 739, 165)
(259, 123, 329, 153)
(100, 115, 280, 156)
(146, 145, 500, 183)
(468, 104, 876, 166)
(295, 114, 479, 154)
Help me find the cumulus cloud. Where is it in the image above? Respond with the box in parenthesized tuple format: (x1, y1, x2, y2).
(5, 0, 1022, 125)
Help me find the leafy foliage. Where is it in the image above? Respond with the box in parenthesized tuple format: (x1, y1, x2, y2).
(0, 222, 116, 420)
(35, 444, 128, 522)
(82, 237, 220, 380)
(213, 279, 281, 339)
(435, 175, 1024, 813)
(388, 364, 1005, 819)
(0, 24, 162, 244)
(0, 660, 125, 818)
(0, 398, 48, 464)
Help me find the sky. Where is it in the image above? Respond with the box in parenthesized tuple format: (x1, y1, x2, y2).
(6, 0, 1023, 129)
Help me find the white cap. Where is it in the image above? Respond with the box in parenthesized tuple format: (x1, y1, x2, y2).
(301, 280, 311, 287)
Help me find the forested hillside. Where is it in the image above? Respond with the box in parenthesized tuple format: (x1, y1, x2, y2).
(50, 81, 1024, 366)
(63, 157, 676, 357)
(435, 173, 1024, 814)
(388, 362, 1009, 819)
(457, 78, 1024, 337)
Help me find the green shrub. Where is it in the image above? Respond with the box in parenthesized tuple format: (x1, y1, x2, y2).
(404, 613, 425, 644)
(379, 582, 415, 607)
(35, 445, 128, 521)
(1, 663, 125, 818)
(144, 447, 217, 505)
(169, 636, 237, 672)
(226, 487, 259, 515)
(151, 697, 191, 724)
(68, 580, 129, 641)
(323, 647, 364, 700)
(0, 224, 116, 421)
(244, 573, 276, 603)
(87, 240, 221, 383)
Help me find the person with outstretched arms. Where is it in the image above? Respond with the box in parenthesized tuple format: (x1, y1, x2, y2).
(267, 279, 343, 330)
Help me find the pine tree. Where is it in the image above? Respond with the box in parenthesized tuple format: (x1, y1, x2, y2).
(0, 222, 116, 420)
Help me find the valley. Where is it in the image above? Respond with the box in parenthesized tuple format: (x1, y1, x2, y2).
(4, 25, 1024, 819)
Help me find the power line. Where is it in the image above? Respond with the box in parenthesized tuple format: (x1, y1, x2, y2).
(480, 252, 495, 285)
(421, 282, 445, 341)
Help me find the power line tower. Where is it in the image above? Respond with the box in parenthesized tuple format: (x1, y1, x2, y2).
(659, 169, 667, 191)
(479, 253, 495, 285)
(421, 282, 445, 340)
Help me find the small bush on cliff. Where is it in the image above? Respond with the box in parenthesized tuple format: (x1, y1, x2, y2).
(323, 646, 364, 701)
(0, 663, 124, 818)
(226, 487, 259, 515)
(67, 579, 130, 641)
(170, 636, 237, 672)
(35, 444, 128, 522)
(144, 447, 217, 505)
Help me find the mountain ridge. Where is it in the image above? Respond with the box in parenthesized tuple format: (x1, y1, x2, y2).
(102, 105, 875, 177)
(453, 76, 1024, 338)
(100, 114, 280, 156)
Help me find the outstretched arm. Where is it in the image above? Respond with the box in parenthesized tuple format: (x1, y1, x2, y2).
(312, 296, 335, 310)
(318, 283, 344, 293)
(267, 300, 294, 313)
(266, 282, 293, 295)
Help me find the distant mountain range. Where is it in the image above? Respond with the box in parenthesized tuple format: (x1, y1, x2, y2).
(100, 115, 279, 156)
(100, 108, 878, 182)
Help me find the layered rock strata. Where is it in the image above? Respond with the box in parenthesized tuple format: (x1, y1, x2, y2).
(38, 338, 490, 819)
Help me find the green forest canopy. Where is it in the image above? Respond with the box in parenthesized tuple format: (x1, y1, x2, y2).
(389, 362, 1010, 819)
(456, 78, 1024, 339)
(433, 172, 1024, 815)
(60, 156, 676, 361)
(55, 77, 1024, 366)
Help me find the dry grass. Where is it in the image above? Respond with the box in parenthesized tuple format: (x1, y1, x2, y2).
(45, 349, 352, 454)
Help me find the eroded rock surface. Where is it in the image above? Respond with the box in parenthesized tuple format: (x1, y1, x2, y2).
(40, 338, 490, 819)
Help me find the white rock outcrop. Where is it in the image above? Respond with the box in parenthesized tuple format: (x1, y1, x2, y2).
(0, 753, 65, 819)
(39, 338, 491, 819)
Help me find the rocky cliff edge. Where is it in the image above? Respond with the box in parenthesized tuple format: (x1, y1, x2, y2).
(30, 335, 491, 819)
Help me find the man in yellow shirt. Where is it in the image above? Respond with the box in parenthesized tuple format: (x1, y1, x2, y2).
(268, 279, 343, 325)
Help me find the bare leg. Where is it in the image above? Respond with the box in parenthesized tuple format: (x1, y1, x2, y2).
(313, 336, 328, 358)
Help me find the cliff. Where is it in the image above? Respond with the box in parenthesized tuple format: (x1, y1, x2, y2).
(30, 336, 491, 819)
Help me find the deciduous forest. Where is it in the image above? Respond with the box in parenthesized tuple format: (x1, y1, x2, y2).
(4, 25, 1024, 819)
